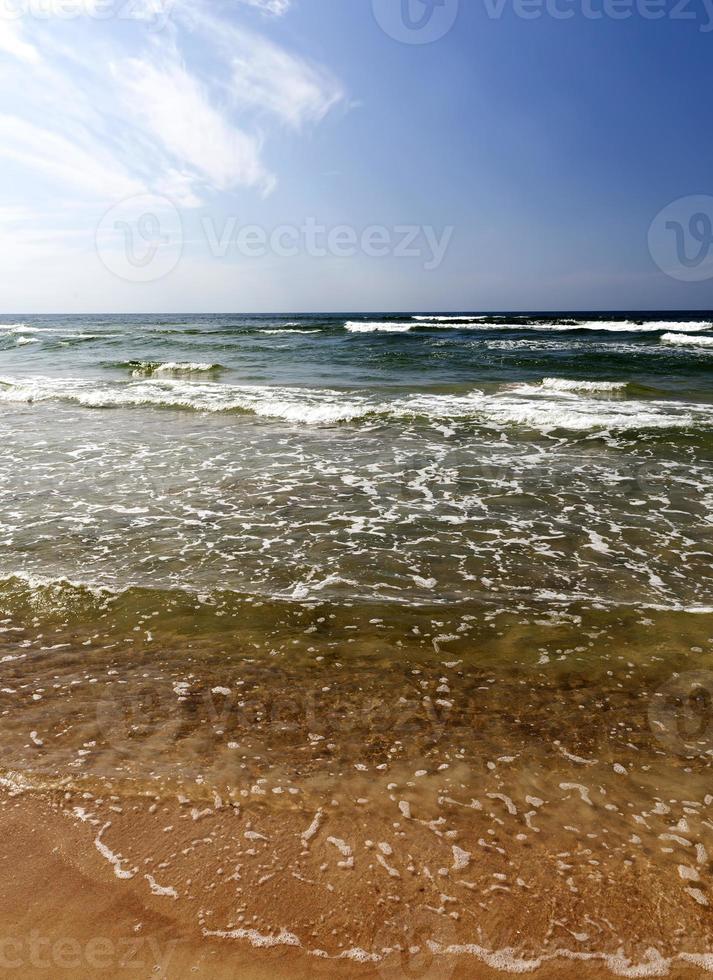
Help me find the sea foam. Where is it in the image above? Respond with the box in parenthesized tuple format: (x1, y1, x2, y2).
(662, 332, 713, 347)
(344, 322, 413, 333)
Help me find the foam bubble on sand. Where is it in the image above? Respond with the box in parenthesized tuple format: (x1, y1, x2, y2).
(345, 321, 413, 333)
(685, 887, 709, 906)
(94, 822, 136, 879)
(145, 874, 178, 899)
(560, 783, 593, 806)
(435, 944, 713, 976)
(203, 926, 301, 949)
(0, 771, 34, 796)
(301, 809, 324, 845)
(662, 332, 713, 348)
(436, 942, 542, 973)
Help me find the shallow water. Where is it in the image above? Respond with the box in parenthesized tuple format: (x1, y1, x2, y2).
(0, 311, 712, 972)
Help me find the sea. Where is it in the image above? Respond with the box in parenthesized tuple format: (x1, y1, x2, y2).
(0, 310, 712, 972)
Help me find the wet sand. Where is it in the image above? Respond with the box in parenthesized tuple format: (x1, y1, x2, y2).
(0, 785, 710, 979)
(0, 596, 712, 978)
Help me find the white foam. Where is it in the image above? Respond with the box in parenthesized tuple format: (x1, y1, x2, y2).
(130, 362, 220, 377)
(0, 771, 34, 796)
(0, 377, 373, 425)
(412, 315, 488, 321)
(540, 378, 628, 393)
(300, 809, 324, 845)
(261, 329, 321, 335)
(662, 332, 713, 348)
(94, 822, 136, 880)
(203, 926, 301, 948)
(344, 321, 412, 333)
(396, 387, 708, 434)
(539, 320, 712, 333)
(0, 375, 708, 435)
(145, 874, 178, 899)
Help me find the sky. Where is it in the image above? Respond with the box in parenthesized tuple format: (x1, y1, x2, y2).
(0, 0, 712, 313)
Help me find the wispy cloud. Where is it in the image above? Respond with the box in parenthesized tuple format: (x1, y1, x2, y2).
(0, 20, 39, 63)
(173, 2, 344, 129)
(0, 0, 343, 211)
(120, 56, 274, 195)
(239, 0, 293, 14)
(0, 114, 142, 198)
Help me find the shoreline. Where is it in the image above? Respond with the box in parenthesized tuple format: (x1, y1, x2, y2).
(1, 776, 711, 980)
(0, 599, 712, 978)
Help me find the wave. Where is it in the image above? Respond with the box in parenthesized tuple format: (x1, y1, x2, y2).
(405, 318, 713, 335)
(539, 320, 712, 333)
(399, 388, 708, 434)
(662, 332, 713, 348)
(0, 376, 372, 424)
(344, 322, 413, 333)
(16, 336, 39, 346)
(123, 361, 223, 378)
(0, 375, 708, 434)
(260, 329, 322, 335)
(412, 315, 487, 322)
(539, 378, 628, 393)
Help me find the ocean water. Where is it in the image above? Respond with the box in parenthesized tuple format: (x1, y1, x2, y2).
(1, 311, 713, 969)
(0, 310, 712, 605)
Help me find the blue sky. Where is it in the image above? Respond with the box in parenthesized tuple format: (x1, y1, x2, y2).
(0, 0, 711, 312)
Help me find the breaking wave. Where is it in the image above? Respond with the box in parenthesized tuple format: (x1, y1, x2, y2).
(662, 332, 713, 348)
(0, 375, 709, 435)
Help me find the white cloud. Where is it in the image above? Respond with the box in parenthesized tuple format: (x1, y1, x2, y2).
(174, 3, 344, 128)
(120, 57, 275, 195)
(240, 0, 292, 13)
(0, 0, 345, 307)
(0, 20, 40, 64)
(0, 114, 143, 198)
(228, 36, 344, 128)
